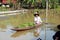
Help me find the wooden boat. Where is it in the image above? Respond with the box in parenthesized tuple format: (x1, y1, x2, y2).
(11, 26, 35, 31)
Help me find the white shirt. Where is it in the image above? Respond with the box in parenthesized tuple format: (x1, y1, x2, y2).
(34, 16, 42, 24)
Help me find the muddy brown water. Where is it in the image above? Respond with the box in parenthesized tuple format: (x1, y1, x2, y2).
(0, 23, 56, 40)
(0, 9, 60, 40)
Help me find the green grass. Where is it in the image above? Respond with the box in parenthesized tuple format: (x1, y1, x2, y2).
(0, 7, 10, 11)
(0, 5, 18, 11)
(17, 22, 35, 28)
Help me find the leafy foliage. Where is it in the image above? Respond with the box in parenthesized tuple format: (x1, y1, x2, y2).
(17, 22, 35, 28)
(49, 0, 59, 9)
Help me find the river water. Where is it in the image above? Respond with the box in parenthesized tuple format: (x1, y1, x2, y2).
(0, 23, 56, 40)
(0, 9, 60, 40)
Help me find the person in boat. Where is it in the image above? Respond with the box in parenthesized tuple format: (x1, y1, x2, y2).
(34, 11, 42, 40)
(53, 25, 60, 40)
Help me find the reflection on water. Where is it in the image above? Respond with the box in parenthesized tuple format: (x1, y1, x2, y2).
(11, 31, 32, 38)
(0, 23, 56, 40)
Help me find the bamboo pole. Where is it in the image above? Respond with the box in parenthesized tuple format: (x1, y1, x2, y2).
(44, 0, 48, 40)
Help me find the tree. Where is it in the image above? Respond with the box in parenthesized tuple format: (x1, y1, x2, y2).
(42, 0, 46, 8)
(19, 0, 36, 8)
(49, 0, 59, 9)
(58, 0, 60, 5)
